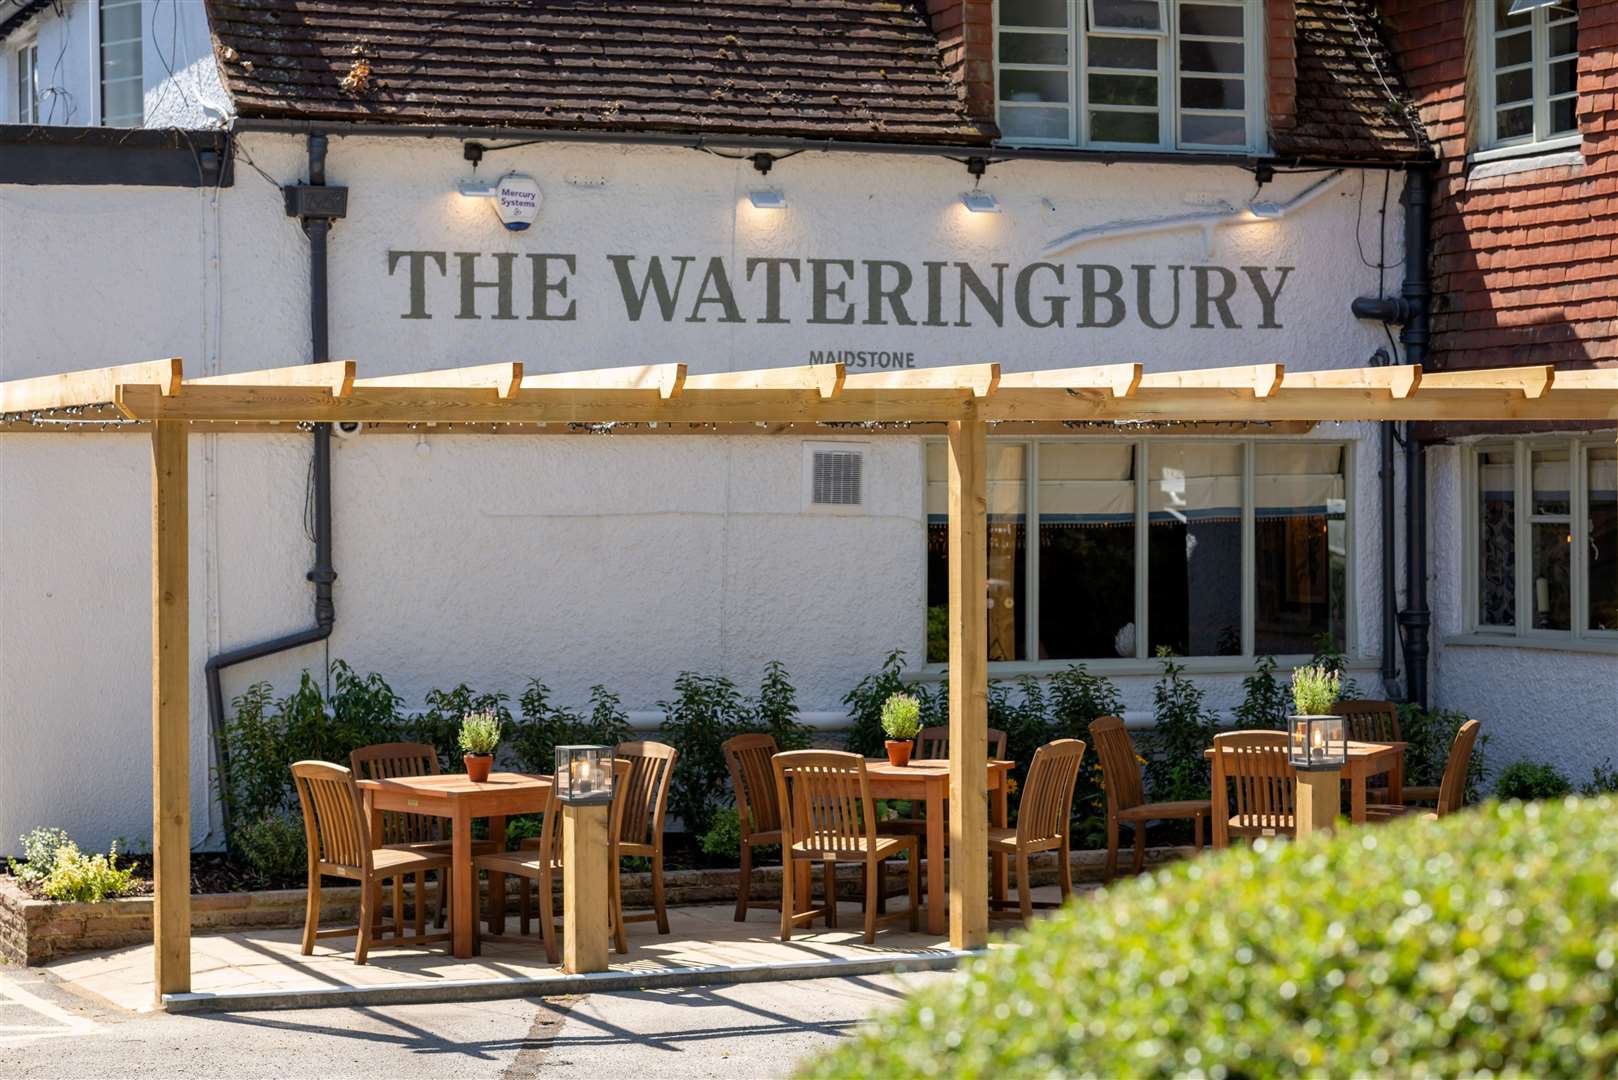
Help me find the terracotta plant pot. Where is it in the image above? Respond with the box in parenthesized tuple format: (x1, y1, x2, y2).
(464, 754, 493, 783)
(885, 740, 914, 767)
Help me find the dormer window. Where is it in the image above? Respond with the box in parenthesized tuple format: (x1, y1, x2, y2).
(995, 0, 1262, 152)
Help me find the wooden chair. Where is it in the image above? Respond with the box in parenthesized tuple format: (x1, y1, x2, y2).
(488, 758, 633, 960)
(290, 760, 452, 964)
(989, 739, 1086, 923)
(722, 733, 784, 922)
(1367, 720, 1481, 822)
(1210, 731, 1296, 848)
(1089, 716, 1211, 879)
(349, 741, 494, 930)
(914, 725, 1008, 760)
(773, 750, 919, 944)
(1329, 700, 1424, 804)
(614, 740, 678, 935)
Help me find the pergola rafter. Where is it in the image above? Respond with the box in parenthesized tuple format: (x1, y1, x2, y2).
(1, 354, 1612, 1006)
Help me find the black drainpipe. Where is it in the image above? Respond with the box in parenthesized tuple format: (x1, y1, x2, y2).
(1351, 164, 1433, 707)
(205, 133, 348, 845)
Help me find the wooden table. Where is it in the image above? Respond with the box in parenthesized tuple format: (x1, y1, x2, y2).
(862, 759, 1014, 936)
(357, 772, 552, 959)
(1205, 740, 1404, 840)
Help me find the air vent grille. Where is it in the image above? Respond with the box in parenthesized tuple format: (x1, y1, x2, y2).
(811, 450, 863, 506)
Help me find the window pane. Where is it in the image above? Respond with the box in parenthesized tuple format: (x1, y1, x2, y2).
(1180, 112, 1246, 145)
(999, 105, 1072, 140)
(100, 0, 142, 43)
(1091, 0, 1165, 32)
(1179, 39, 1244, 74)
(1179, 2, 1244, 37)
(1477, 448, 1516, 628)
(1551, 96, 1578, 134)
(1495, 67, 1533, 105)
(1550, 58, 1576, 96)
(1587, 447, 1617, 632)
(1496, 104, 1533, 139)
(1494, 29, 1532, 68)
(102, 78, 142, 125)
(925, 444, 1027, 664)
(1531, 523, 1572, 630)
(1087, 34, 1157, 69)
(1001, 68, 1070, 103)
(1181, 75, 1244, 109)
(1000, 32, 1070, 65)
(1090, 109, 1159, 142)
(1532, 448, 1570, 516)
(1549, 21, 1577, 56)
(1038, 444, 1138, 659)
(1147, 443, 1242, 657)
(1002, 0, 1069, 28)
(1089, 72, 1157, 106)
(100, 39, 141, 81)
(1254, 445, 1346, 656)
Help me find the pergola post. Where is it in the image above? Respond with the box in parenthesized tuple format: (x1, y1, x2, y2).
(150, 420, 190, 1000)
(947, 415, 989, 950)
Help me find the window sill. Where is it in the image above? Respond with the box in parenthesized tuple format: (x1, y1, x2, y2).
(1467, 139, 1584, 180)
(1441, 633, 1618, 656)
(914, 655, 1385, 681)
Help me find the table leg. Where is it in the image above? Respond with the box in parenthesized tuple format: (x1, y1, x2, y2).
(1388, 755, 1405, 806)
(487, 816, 507, 936)
(1350, 767, 1367, 824)
(1211, 753, 1229, 849)
(925, 784, 946, 936)
(991, 776, 1008, 907)
(452, 805, 473, 959)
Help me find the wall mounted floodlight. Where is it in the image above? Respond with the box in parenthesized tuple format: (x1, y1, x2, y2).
(457, 171, 543, 230)
(748, 187, 788, 210)
(961, 190, 1000, 213)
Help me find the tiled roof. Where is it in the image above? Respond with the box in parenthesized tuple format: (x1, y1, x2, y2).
(0, 1, 52, 41)
(1274, 0, 1430, 161)
(206, 0, 992, 144)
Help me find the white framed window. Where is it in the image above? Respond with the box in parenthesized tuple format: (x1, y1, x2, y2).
(1465, 437, 1617, 641)
(923, 437, 1350, 667)
(15, 40, 39, 124)
(1476, 0, 1580, 153)
(995, 0, 1263, 152)
(99, 0, 144, 127)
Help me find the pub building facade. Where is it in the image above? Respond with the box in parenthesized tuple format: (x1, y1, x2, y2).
(0, 0, 1611, 852)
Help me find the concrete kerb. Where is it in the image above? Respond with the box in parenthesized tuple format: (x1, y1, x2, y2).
(159, 947, 989, 1013)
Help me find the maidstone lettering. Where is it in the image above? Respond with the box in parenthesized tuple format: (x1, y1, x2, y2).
(387, 252, 1295, 330)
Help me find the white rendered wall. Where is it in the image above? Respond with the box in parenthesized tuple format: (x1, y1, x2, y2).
(2, 136, 1406, 851)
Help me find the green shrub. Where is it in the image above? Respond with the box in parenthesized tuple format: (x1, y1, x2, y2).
(1495, 759, 1574, 801)
(1048, 664, 1125, 848)
(1307, 632, 1360, 700)
(1583, 758, 1618, 797)
(842, 650, 914, 756)
(411, 683, 512, 771)
(510, 680, 634, 775)
(1233, 655, 1289, 730)
(8, 827, 72, 885)
(700, 807, 743, 859)
(234, 814, 307, 884)
(39, 842, 135, 903)
(881, 693, 922, 741)
(1141, 649, 1218, 803)
(1397, 705, 1487, 804)
(457, 710, 502, 756)
(755, 660, 814, 753)
(805, 796, 1618, 1079)
(659, 672, 753, 839)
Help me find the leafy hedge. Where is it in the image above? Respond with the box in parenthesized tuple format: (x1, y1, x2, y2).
(804, 796, 1618, 1079)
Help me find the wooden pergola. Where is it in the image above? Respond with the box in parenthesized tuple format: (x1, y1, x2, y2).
(2, 356, 1612, 1004)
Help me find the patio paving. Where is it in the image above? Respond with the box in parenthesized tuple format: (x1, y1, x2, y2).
(43, 886, 1088, 1014)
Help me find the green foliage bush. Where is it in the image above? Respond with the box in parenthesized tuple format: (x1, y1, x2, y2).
(805, 796, 1618, 1079)
(234, 814, 307, 884)
(412, 683, 513, 771)
(1495, 759, 1575, 801)
(1583, 758, 1618, 796)
(509, 680, 633, 776)
(1234, 655, 1289, 730)
(39, 842, 136, 903)
(700, 806, 744, 860)
(8, 827, 72, 886)
(1141, 649, 1218, 803)
(842, 649, 916, 756)
(1397, 704, 1487, 803)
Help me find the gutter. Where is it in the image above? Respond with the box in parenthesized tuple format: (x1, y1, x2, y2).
(205, 132, 346, 845)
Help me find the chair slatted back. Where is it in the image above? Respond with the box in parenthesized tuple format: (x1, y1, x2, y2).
(915, 725, 1009, 760)
(291, 761, 371, 874)
(1016, 739, 1087, 846)
(1213, 731, 1294, 828)
(614, 741, 677, 847)
(1330, 700, 1402, 744)
(1088, 716, 1144, 813)
(607, 758, 633, 857)
(723, 733, 782, 837)
(773, 750, 875, 855)
(1435, 720, 1481, 817)
(348, 741, 444, 845)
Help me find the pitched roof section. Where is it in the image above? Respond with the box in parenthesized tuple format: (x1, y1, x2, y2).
(206, 0, 992, 144)
(1274, 0, 1430, 161)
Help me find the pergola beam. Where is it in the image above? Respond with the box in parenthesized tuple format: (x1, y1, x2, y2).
(0, 358, 182, 413)
(1139, 362, 1285, 398)
(998, 363, 1143, 397)
(1282, 364, 1422, 398)
(845, 362, 1001, 397)
(354, 361, 525, 398)
(187, 361, 355, 397)
(1420, 364, 1555, 398)
(521, 363, 687, 399)
(684, 363, 845, 399)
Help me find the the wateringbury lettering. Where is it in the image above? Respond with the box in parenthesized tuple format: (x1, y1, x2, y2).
(386, 252, 1294, 331)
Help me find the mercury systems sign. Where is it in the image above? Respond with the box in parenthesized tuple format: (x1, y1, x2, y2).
(386, 251, 1294, 369)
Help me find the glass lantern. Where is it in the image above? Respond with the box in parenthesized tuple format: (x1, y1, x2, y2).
(1288, 714, 1347, 771)
(554, 745, 615, 805)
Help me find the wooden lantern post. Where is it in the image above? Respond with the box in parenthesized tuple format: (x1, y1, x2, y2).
(561, 802, 611, 972)
(1294, 770, 1342, 838)
(946, 413, 989, 951)
(150, 419, 191, 1001)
